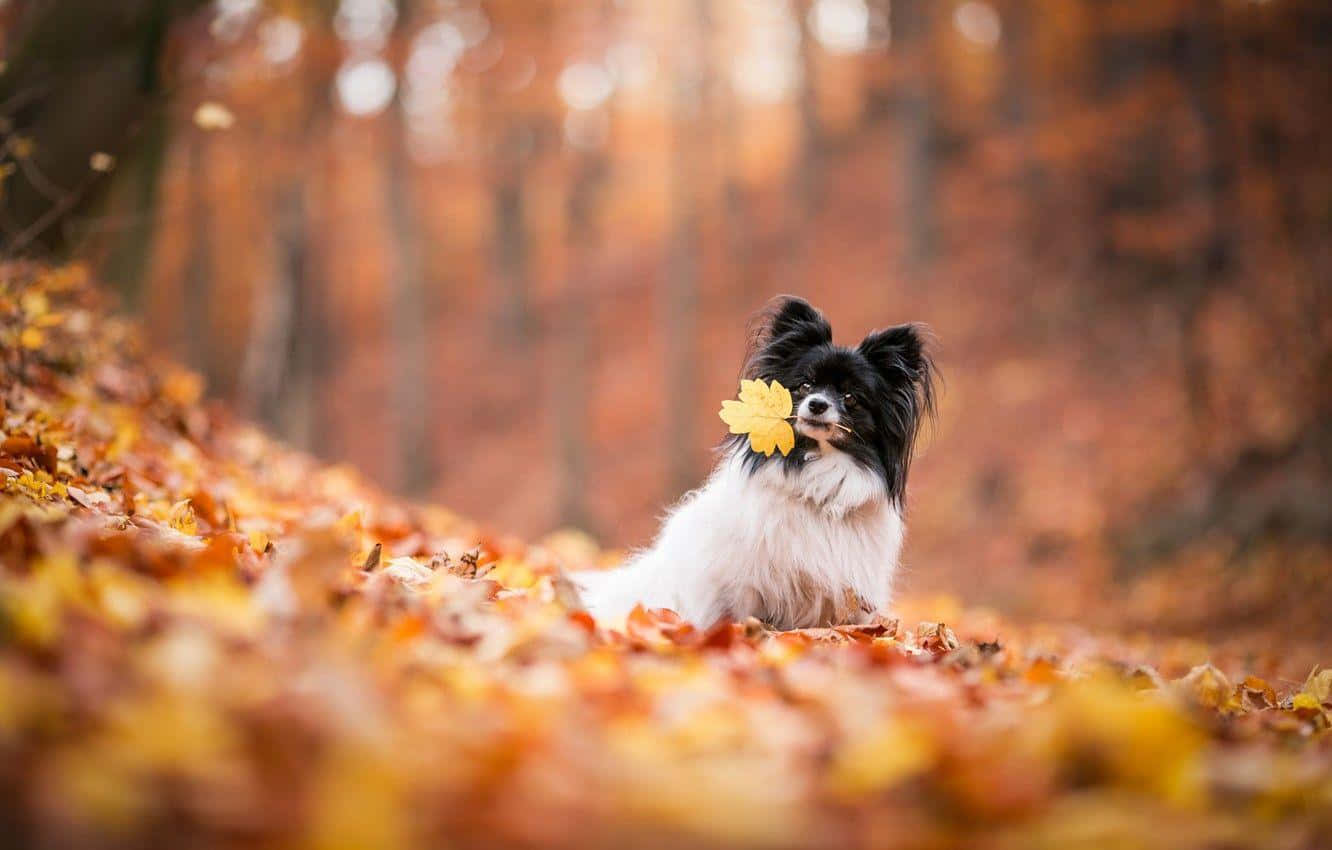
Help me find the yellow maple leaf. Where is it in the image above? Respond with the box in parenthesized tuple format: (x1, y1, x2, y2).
(19, 327, 43, 350)
(718, 379, 796, 457)
(167, 499, 198, 536)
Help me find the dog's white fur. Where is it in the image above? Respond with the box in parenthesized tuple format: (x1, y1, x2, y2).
(574, 439, 903, 630)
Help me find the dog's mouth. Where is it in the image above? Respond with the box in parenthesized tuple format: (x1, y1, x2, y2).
(795, 417, 853, 439)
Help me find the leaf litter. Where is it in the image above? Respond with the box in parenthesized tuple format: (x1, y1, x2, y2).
(0, 263, 1329, 849)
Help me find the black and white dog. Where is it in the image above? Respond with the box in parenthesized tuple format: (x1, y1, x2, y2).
(576, 297, 935, 630)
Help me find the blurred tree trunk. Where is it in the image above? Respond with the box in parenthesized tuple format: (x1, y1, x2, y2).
(241, 180, 320, 450)
(1173, 1, 1233, 444)
(720, 17, 755, 303)
(893, 0, 938, 272)
(386, 1, 434, 496)
(94, 103, 170, 308)
(238, 13, 336, 456)
(861, 0, 894, 121)
(494, 125, 534, 345)
(0, 0, 207, 256)
(387, 128, 433, 496)
(183, 132, 214, 384)
(997, 0, 1042, 268)
(557, 152, 608, 532)
(784, 0, 824, 290)
(663, 0, 707, 497)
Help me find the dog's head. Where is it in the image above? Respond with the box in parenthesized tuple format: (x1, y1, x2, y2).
(738, 296, 936, 502)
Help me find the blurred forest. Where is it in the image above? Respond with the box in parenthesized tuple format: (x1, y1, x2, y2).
(1, 0, 1329, 649)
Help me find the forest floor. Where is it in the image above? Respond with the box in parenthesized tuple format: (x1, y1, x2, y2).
(1, 262, 1329, 849)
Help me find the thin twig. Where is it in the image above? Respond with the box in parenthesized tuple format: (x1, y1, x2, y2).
(785, 416, 856, 436)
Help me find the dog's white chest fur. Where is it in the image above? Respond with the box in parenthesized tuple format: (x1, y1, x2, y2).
(575, 448, 903, 630)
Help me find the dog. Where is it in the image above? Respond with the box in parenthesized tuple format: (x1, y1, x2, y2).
(574, 296, 935, 630)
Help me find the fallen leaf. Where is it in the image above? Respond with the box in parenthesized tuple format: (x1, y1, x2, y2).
(167, 499, 198, 537)
(362, 542, 382, 571)
(917, 621, 960, 655)
(1173, 664, 1237, 712)
(1302, 667, 1332, 706)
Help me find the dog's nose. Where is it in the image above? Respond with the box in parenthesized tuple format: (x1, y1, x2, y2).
(806, 397, 829, 416)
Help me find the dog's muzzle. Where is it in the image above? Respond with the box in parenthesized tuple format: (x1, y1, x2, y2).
(795, 393, 840, 437)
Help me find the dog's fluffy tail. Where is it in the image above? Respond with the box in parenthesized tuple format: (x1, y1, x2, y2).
(570, 556, 659, 625)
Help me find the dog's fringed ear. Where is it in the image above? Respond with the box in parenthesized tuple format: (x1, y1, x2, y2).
(858, 324, 937, 415)
(743, 296, 832, 378)
(765, 297, 831, 343)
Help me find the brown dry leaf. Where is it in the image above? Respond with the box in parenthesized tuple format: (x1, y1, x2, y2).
(916, 621, 960, 655)
(362, 542, 382, 571)
(1238, 676, 1277, 711)
(1, 435, 57, 473)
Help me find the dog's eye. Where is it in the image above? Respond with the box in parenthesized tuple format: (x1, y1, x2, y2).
(799, 382, 812, 394)
(844, 393, 858, 408)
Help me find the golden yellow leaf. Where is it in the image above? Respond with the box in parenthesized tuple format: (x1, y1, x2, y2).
(247, 530, 270, 553)
(20, 291, 48, 318)
(167, 499, 198, 536)
(161, 368, 204, 407)
(718, 378, 796, 456)
(336, 510, 362, 537)
(1302, 668, 1332, 705)
(19, 327, 43, 350)
(828, 717, 932, 797)
(1173, 663, 1237, 712)
(307, 744, 408, 850)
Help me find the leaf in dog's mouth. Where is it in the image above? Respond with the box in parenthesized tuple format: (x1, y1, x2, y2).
(719, 379, 797, 456)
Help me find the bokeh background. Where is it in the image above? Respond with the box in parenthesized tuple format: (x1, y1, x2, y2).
(2, 0, 1329, 658)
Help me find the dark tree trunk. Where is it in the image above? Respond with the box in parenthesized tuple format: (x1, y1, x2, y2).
(0, 0, 207, 255)
(893, 0, 938, 272)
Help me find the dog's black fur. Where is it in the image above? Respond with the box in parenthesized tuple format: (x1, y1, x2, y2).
(733, 297, 936, 504)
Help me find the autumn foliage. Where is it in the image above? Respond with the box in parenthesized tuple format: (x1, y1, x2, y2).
(1, 262, 1330, 847)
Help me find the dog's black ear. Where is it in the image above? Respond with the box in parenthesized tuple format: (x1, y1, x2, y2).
(752, 296, 832, 351)
(743, 296, 833, 378)
(859, 324, 925, 378)
(765, 297, 831, 343)
(858, 323, 936, 412)
(745, 298, 825, 381)
(859, 324, 937, 497)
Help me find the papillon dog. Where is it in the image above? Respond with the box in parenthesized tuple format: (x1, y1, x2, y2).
(574, 296, 936, 630)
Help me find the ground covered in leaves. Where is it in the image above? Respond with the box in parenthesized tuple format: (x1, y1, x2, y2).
(1, 263, 1329, 849)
